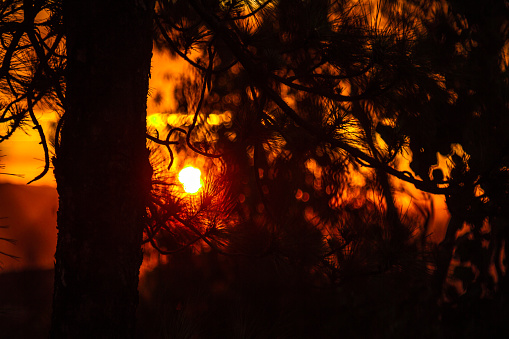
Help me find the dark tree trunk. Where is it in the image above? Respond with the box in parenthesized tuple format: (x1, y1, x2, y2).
(51, 1, 154, 337)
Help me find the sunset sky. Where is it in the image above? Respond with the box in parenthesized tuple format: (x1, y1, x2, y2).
(4, 1, 507, 338)
(0, 45, 452, 252)
(0, 50, 189, 187)
(0, 50, 193, 272)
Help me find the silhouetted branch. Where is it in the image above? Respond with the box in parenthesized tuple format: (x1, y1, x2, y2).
(189, 0, 451, 195)
(226, 0, 272, 20)
(27, 29, 66, 104)
(0, 250, 19, 260)
(184, 44, 222, 159)
(53, 112, 65, 153)
(173, 213, 262, 257)
(147, 127, 184, 169)
(285, 58, 375, 82)
(156, 15, 238, 74)
(26, 92, 49, 184)
(144, 219, 202, 254)
(273, 74, 371, 102)
(0, 25, 24, 79)
(0, 217, 20, 262)
(0, 0, 64, 183)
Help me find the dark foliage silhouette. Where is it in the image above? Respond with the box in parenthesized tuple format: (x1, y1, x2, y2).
(1, 0, 509, 337)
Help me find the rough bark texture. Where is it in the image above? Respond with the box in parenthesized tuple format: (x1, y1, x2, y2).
(51, 1, 154, 337)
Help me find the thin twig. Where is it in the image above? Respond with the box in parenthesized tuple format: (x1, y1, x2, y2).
(190, 0, 452, 195)
(185, 44, 222, 158)
(226, 0, 272, 20)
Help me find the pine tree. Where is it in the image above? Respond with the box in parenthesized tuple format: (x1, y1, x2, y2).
(2, 0, 509, 337)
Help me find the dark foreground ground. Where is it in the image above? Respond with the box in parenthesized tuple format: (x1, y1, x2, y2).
(0, 269, 155, 338)
(0, 269, 54, 338)
(1, 263, 509, 339)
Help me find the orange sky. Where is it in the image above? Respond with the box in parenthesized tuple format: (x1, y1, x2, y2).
(0, 46, 452, 232)
(0, 50, 191, 271)
(0, 45, 451, 272)
(0, 50, 190, 187)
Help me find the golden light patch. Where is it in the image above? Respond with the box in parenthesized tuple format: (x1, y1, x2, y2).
(178, 166, 202, 194)
(147, 113, 166, 130)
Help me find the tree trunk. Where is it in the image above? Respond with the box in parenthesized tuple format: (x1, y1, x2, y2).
(51, 1, 154, 337)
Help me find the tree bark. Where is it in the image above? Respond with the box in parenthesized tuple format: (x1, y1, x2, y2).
(51, 1, 154, 337)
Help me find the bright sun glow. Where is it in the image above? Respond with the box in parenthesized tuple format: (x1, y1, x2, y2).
(178, 166, 202, 194)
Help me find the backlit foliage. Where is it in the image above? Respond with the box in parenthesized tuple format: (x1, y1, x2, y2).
(142, 1, 509, 336)
(0, 0, 64, 183)
(1, 0, 508, 336)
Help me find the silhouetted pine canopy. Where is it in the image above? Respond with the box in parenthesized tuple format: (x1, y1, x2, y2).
(1, 0, 509, 337)
(143, 0, 509, 336)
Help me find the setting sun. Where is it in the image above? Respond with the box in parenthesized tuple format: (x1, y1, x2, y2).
(178, 166, 202, 194)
